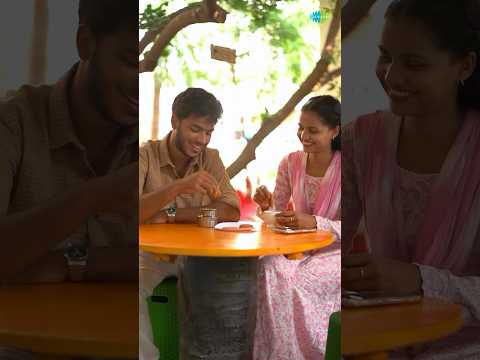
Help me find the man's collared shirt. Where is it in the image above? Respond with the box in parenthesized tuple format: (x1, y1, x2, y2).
(139, 133, 240, 212)
(0, 65, 138, 249)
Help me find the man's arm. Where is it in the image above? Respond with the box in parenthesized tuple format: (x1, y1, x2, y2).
(0, 163, 137, 283)
(5, 245, 138, 285)
(166, 149, 241, 224)
(1, 185, 95, 283)
(174, 201, 240, 223)
(140, 170, 222, 223)
(139, 182, 181, 224)
(139, 178, 240, 224)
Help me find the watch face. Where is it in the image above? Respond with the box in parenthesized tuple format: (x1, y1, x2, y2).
(166, 206, 176, 215)
(65, 245, 88, 260)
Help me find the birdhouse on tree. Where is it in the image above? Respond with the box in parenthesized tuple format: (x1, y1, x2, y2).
(210, 45, 236, 64)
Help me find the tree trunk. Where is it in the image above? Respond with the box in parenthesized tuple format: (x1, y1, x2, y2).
(226, 0, 341, 179)
(29, 0, 49, 85)
(140, 0, 227, 73)
(151, 76, 161, 140)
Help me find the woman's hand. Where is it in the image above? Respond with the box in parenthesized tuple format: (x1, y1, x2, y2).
(253, 185, 273, 211)
(342, 253, 422, 296)
(276, 211, 317, 229)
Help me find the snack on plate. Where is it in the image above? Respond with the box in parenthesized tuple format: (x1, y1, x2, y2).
(222, 227, 241, 231)
(215, 222, 257, 232)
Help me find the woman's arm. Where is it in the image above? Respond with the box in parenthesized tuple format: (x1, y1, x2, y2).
(342, 122, 363, 252)
(272, 155, 292, 211)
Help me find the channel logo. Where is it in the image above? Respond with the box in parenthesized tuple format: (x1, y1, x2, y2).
(310, 9, 332, 23)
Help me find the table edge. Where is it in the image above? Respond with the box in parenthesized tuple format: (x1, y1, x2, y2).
(342, 301, 464, 355)
(139, 236, 334, 257)
(0, 332, 138, 358)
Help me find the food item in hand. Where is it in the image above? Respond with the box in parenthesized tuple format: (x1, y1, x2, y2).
(209, 186, 221, 200)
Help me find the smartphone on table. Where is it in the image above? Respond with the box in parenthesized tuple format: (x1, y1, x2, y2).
(342, 290, 422, 308)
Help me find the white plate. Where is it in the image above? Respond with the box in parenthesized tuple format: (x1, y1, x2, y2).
(214, 221, 260, 232)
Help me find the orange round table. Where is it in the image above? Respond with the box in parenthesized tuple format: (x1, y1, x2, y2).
(139, 223, 334, 259)
(342, 297, 464, 359)
(140, 223, 335, 357)
(0, 283, 138, 359)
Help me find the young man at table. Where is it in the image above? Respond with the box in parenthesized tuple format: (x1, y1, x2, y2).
(0, 2, 138, 289)
(139, 87, 240, 224)
(138, 87, 241, 360)
(0, 1, 138, 359)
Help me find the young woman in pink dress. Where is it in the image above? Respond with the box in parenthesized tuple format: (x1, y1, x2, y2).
(342, 0, 480, 357)
(253, 95, 341, 359)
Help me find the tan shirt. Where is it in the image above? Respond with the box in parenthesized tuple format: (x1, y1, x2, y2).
(139, 133, 240, 212)
(0, 65, 138, 250)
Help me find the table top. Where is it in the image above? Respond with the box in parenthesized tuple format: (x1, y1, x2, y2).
(0, 283, 138, 358)
(342, 297, 464, 355)
(139, 224, 334, 257)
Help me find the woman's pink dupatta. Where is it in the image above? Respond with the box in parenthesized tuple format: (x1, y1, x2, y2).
(288, 150, 341, 221)
(354, 111, 480, 275)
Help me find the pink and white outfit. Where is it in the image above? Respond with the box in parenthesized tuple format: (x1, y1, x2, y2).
(343, 111, 480, 358)
(254, 151, 341, 360)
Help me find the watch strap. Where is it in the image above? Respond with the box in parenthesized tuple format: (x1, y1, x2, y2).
(67, 261, 87, 282)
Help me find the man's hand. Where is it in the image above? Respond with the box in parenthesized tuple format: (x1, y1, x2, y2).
(276, 211, 317, 229)
(254, 185, 273, 211)
(177, 170, 219, 197)
(0, 162, 138, 283)
(342, 253, 422, 296)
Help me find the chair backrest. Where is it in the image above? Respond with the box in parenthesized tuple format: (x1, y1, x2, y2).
(147, 276, 179, 360)
(325, 311, 341, 360)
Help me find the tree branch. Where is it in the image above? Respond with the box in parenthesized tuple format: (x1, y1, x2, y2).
(226, 0, 341, 179)
(139, 4, 198, 54)
(342, 0, 378, 39)
(140, 0, 227, 73)
(206, 0, 217, 17)
(319, 66, 341, 86)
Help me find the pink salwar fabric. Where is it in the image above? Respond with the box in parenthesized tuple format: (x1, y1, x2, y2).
(289, 151, 341, 220)
(343, 111, 480, 358)
(254, 151, 341, 360)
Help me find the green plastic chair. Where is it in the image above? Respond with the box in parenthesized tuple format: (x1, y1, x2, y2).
(325, 311, 341, 360)
(146, 277, 179, 360)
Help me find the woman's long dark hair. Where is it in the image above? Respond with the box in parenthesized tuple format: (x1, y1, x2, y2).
(385, 0, 480, 111)
(301, 95, 341, 151)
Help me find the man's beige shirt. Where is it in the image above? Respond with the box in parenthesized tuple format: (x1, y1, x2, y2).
(139, 133, 239, 212)
(0, 65, 138, 250)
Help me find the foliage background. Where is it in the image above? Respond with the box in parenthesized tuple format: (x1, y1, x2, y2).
(139, 0, 340, 192)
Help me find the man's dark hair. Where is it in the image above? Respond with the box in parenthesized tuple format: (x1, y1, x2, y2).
(78, 0, 138, 36)
(172, 88, 223, 123)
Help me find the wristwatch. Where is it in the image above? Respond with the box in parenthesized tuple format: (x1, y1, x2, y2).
(166, 205, 176, 224)
(64, 243, 88, 282)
